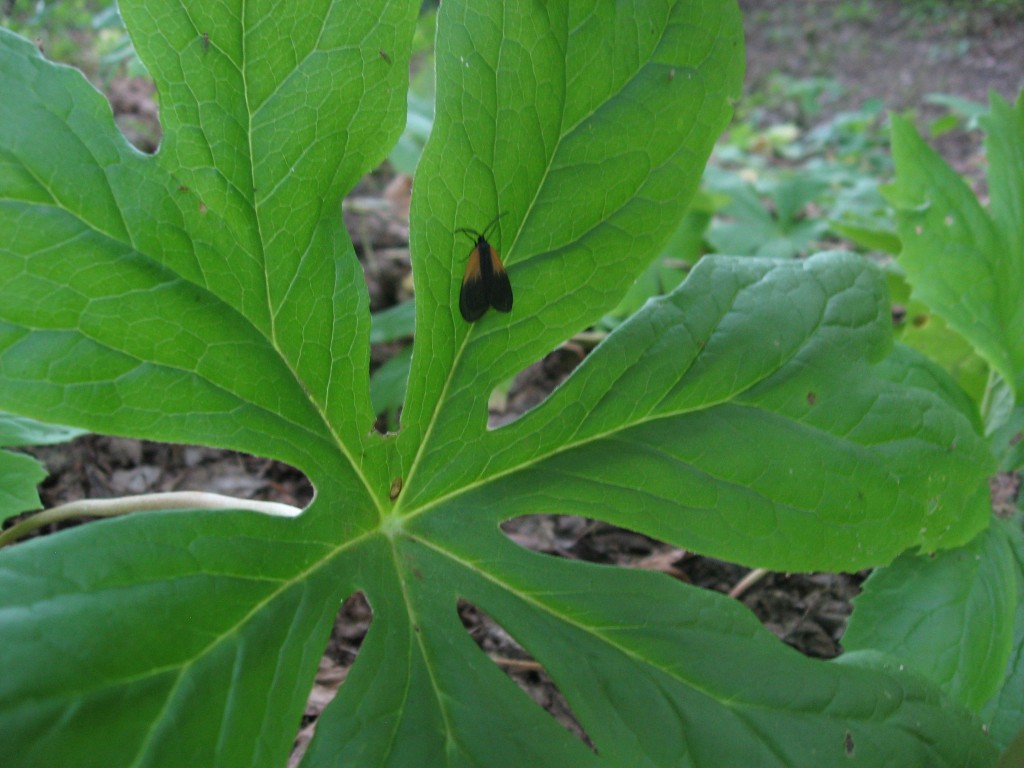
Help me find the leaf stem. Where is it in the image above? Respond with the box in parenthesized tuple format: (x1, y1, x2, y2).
(0, 492, 301, 548)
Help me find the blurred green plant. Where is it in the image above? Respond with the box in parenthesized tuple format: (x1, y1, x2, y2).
(388, 8, 436, 175)
(369, 301, 416, 430)
(90, 2, 146, 82)
(692, 95, 893, 261)
(704, 168, 831, 258)
(1, 0, 138, 79)
(925, 92, 989, 136)
(896, 0, 1024, 20)
(833, 0, 878, 22)
(844, 92, 1024, 762)
(743, 73, 845, 127)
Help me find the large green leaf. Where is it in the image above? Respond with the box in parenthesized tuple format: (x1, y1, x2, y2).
(844, 520, 1017, 713)
(845, 516, 1024, 751)
(309, 527, 993, 767)
(885, 94, 1024, 401)
(0, 1, 1001, 766)
(404, 253, 991, 570)
(0, 512, 349, 768)
(397, 0, 743, 456)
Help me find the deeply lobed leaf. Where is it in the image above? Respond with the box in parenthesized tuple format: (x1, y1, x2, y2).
(0, 2, 1003, 766)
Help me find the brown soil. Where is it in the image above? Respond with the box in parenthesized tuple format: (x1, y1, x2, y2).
(741, 0, 1024, 168)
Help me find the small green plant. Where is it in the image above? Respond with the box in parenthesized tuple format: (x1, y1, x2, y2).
(1, 0, 120, 77)
(0, 2, 1007, 767)
(0, 413, 86, 533)
(763, 74, 845, 125)
(844, 91, 1024, 758)
(833, 0, 878, 23)
(704, 168, 832, 258)
(925, 92, 989, 136)
(704, 98, 893, 260)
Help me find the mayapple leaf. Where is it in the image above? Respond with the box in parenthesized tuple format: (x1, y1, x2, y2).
(982, 516, 1024, 749)
(398, 0, 745, 462)
(0, 1, 1002, 765)
(404, 253, 992, 571)
(885, 94, 1024, 401)
(306, 517, 995, 766)
(0, 0, 419, 497)
(0, 510, 353, 768)
(984, 93, 1024, 297)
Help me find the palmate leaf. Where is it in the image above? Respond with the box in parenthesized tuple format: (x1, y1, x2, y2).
(0, 2, 998, 767)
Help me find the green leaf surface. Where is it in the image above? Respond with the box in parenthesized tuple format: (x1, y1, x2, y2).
(844, 520, 1017, 712)
(0, 412, 87, 447)
(983, 92, 1024, 272)
(999, 726, 1024, 768)
(308, 532, 995, 767)
(0, 510, 350, 768)
(885, 95, 1024, 401)
(0, 449, 45, 519)
(405, 253, 992, 571)
(982, 516, 1024, 749)
(398, 0, 744, 458)
(831, 218, 902, 255)
(884, 264, 991, 406)
(370, 301, 416, 345)
(369, 345, 412, 429)
(0, 1, 1004, 765)
(0, 0, 420, 502)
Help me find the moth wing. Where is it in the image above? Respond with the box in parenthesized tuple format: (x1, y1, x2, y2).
(460, 247, 489, 321)
(486, 247, 513, 313)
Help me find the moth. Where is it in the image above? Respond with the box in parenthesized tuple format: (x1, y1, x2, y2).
(457, 213, 512, 322)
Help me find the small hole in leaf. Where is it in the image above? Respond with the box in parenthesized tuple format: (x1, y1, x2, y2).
(457, 598, 594, 752)
(503, 516, 861, 660)
(293, 591, 372, 765)
(488, 343, 589, 429)
(502, 515, 688, 574)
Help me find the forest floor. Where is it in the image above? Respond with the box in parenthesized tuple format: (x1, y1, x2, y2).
(741, 0, 1024, 166)
(14, 1, 1023, 759)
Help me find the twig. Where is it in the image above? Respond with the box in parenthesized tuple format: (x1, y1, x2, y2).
(729, 567, 769, 599)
